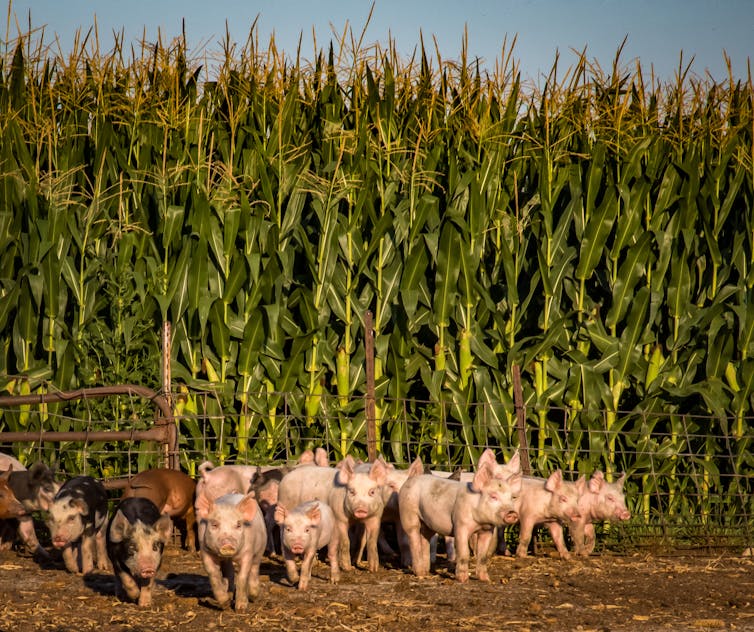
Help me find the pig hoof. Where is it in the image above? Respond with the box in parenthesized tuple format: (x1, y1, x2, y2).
(234, 603, 248, 613)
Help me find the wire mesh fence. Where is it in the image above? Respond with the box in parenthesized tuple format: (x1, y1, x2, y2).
(1, 387, 753, 551)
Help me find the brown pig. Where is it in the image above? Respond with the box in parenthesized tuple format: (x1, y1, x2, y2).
(0, 468, 26, 519)
(122, 468, 197, 551)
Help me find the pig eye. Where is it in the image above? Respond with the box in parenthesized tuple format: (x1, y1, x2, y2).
(236, 521, 242, 529)
(368, 488, 376, 497)
(304, 527, 310, 533)
(348, 487, 356, 496)
(559, 495, 568, 503)
(210, 520, 220, 530)
(607, 494, 615, 502)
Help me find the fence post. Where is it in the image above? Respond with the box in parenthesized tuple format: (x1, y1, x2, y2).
(365, 310, 377, 462)
(161, 321, 178, 469)
(512, 364, 531, 476)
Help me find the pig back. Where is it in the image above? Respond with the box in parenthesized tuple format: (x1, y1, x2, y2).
(399, 474, 458, 537)
(277, 466, 339, 513)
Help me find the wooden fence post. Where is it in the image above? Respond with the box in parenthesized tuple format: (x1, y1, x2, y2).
(365, 310, 377, 462)
(512, 364, 531, 476)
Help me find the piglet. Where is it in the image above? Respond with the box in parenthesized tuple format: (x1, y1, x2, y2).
(570, 470, 630, 556)
(0, 461, 60, 557)
(107, 497, 172, 607)
(515, 470, 585, 559)
(46, 476, 110, 574)
(275, 500, 340, 590)
(122, 468, 196, 551)
(196, 491, 266, 612)
(0, 468, 26, 519)
(398, 450, 522, 583)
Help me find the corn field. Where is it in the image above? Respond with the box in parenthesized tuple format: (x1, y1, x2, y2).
(1, 23, 754, 544)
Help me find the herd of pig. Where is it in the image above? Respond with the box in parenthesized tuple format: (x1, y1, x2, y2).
(0, 447, 631, 611)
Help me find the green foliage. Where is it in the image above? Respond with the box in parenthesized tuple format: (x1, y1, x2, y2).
(0, 24, 753, 539)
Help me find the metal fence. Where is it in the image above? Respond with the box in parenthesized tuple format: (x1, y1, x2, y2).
(1, 386, 753, 551)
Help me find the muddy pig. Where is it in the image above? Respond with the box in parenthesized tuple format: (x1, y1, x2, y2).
(570, 470, 630, 556)
(0, 468, 26, 519)
(275, 500, 340, 589)
(122, 468, 196, 551)
(515, 470, 585, 559)
(0, 462, 60, 557)
(107, 497, 172, 606)
(46, 476, 110, 574)
(398, 450, 522, 583)
(196, 491, 267, 612)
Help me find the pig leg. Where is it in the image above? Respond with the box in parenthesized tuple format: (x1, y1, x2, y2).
(336, 520, 353, 572)
(363, 515, 382, 573)
(116, 570, 141, 603)
(62, 544, 80, 574)
(17, 517, 50, 558)
(184, 507, 197, 552)
(282, 545, 300, 585)
(298, 548, 316, 591)
(95, 524, 111, 571)
(474, 528, 494, 582)
(234, 559, 251, 612)
(137, 578, 156, 608)
(396, 522, 411, 568)
(515, 517, 537, 558)
(404, 521, 426, 577)
(452, 526, 473, 583)
(246, 557, 262, 600)
(203, 554, 231, 608)
(327, 534, 341, 584)
(583, 522, 597, 554)
(80, 534, 96, 574)
(547, 521, 571, 559)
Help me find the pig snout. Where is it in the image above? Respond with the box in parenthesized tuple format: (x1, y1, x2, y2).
(137, 563, 157, 578)
(502, 510, 519, 524)
(616, 508, 631, 521)
(289, 541, 306, 555)
(52, 535, 70, 548)
(217, 538, 240, 556)
(352, 506, 370, 519)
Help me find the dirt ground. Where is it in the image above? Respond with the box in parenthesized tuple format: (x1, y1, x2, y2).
(1, 541, 753, 632)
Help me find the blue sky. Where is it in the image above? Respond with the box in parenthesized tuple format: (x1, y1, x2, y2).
(6, 0, 753, 84)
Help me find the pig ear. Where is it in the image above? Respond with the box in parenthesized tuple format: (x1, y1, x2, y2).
(616, 472, 627, 487)
(108, 509, 129, 544)
(589, 470, 605, 493)
(274, 504, 287, 525)
(337, 456, 355, 484)
(71, 498, 89, 515)
(407, 456, 423, 477)
(306, 502, 321, 523)
(195, 493, 213, 521)
(470, 463, 492, 493)
(477, 449, 496, 471)
(298, 449, 314, 464)
(237, 493, 258, 521)
(314, 447, 329, 467)
(505, 450, 521, 475)
(576, 475, 587, 494)
(156, 514, 173, 540)
(544, 470, 563, 492)
(0, 467, 10, 482)
(369, 459, 388, 485)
